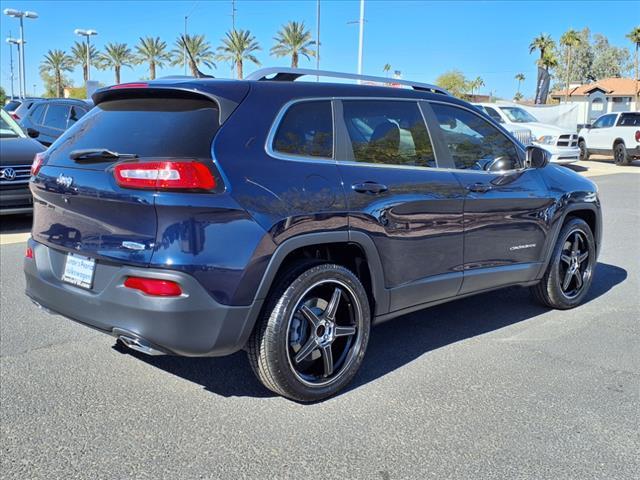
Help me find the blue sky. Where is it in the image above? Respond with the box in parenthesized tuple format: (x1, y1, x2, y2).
(0, 0, 637, 99)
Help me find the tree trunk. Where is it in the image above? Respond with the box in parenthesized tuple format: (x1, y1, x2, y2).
(291, 51, 298, 68)
(55, 71, 62, 97)
(517, 80, 521, 95)
(237, 61, 243, 80)
(83, 64, 88, 83)
(115, 66, 121, 85)
(189, 60, 198, 77)
(635, 43, 640, 110)
(150, 61, 156, 80)
(565, 47, 572, 103)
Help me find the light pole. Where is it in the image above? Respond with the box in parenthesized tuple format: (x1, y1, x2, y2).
(4, 9, 38, 99)
(316, 0, 320, 80)
(74, 29, 98, 86)
(357, 0, 365, 76)
(6, 37, 20, 98)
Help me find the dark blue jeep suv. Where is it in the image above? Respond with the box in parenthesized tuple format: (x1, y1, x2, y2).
(24, 68, 602, 401)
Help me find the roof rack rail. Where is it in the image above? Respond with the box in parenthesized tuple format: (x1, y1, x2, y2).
(246, 67, 451, 96)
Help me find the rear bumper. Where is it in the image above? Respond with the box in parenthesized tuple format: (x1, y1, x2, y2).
(0, 186, 32, 215)
(24, 239, 254, 357)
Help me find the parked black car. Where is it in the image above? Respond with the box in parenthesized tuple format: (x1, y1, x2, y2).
(24, 68, 602, 401)
(0, 110, 45, 215)
(17, 98, 91, 146)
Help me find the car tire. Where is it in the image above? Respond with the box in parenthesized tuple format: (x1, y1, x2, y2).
(578, 140, 589, 161)
(531, 217, 596, 310)
(614, 142, 630, 166)
(247, 261, 371, 402)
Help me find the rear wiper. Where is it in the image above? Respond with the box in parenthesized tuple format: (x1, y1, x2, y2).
(69, 148, 139, 161)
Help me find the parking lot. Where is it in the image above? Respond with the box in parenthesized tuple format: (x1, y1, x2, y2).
(1, 160, 638, 479)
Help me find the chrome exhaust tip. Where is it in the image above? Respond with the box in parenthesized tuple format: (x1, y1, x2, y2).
(117, 334, 165, 356)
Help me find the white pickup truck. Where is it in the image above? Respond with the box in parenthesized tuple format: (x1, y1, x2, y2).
(578, 111, 640, 166)
(475, 103, 580, 164)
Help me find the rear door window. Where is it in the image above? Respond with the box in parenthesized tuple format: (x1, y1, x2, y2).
(617, 113, 640, 126)
(341, 100, 435, 167)
(272, 101, 333, 158)
(43, 104, 70, 130)
(67, 105, 88, 127)
(46, 97, 220, 169)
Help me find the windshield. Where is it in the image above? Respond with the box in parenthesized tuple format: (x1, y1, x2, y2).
(0, 110, 25, 138)
(499, 107, 538, 123)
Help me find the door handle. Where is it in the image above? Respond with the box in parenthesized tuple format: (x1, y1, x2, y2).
(352, 182, 388, 195)
(466, 182, 493, 193)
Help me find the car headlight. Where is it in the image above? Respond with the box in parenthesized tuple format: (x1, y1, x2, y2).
(536, 135, 557, 145)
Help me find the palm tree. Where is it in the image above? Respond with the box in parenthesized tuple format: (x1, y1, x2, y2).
(270, 21, 315, 68)
(626, 26, 640, 106)
(135, 36, 170, 80)
(40, 49, 73, 97)
(515, 73, 525, 96)
(97, 42, 134, 84)
(513, 92, 524, 102)
(529, 33, 555, 70)
(70, 40, 98, 83)
(216, 29, 261, 80)
(383, 63, 391, 78)
(171, 34, 215, 77)
(560, 29, 582, 102)
(540, 50, 559, 71)
(469, 76, 484, 97)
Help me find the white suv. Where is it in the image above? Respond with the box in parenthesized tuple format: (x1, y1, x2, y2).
(578, 112, 640, 166)
(475, 103, 580, 164)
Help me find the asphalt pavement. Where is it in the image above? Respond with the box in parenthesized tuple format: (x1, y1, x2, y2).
(1, 171, 638, 480)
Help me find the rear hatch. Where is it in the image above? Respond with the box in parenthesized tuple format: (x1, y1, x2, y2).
(31, 84, 244, 265)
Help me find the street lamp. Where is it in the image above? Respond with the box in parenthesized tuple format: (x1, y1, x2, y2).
(4, 9, 38, 99)
(74, 29, 98, 85)
(6, 37, 22, 98)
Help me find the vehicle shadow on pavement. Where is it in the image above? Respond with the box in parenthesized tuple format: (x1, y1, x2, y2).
(114, 262, 626, 400)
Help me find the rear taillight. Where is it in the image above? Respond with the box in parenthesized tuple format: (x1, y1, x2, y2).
(31, 152, 45, 176)
(124, 277, 182, 296)
(113, 161, 215, 191)
(11, 113, 19, 120)
(25, 247, 33, 259)
(635, 130, 640, 143)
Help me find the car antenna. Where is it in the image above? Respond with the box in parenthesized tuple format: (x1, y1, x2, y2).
(182, 34, 215, 79)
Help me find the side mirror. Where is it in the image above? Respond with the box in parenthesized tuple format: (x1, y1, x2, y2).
(26, 127, 40, 139)
(525, 145, 550, 169)
(585, 124, 592, 129)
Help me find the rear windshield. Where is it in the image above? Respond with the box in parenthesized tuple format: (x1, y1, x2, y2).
(3, 100, 21, 112)
(46, 97, 219, 167)
(617, 113, 640, 126)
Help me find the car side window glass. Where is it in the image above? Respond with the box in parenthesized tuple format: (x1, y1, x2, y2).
(430, 103, 520, 171)
(67, 106, 87, 127)
(618, 113, 640, 126)
(272, 101, 333, 158)
(31, 104, 46, 125)
(592, 115, 614, 129)
(484, 106, 504, 123)
(603, 115, 616, 128)
(341, 100, 435, 167)
(44, 104, 71, 130)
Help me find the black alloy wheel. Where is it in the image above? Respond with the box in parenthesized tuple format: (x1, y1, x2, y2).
(557, 230, 591, 299)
